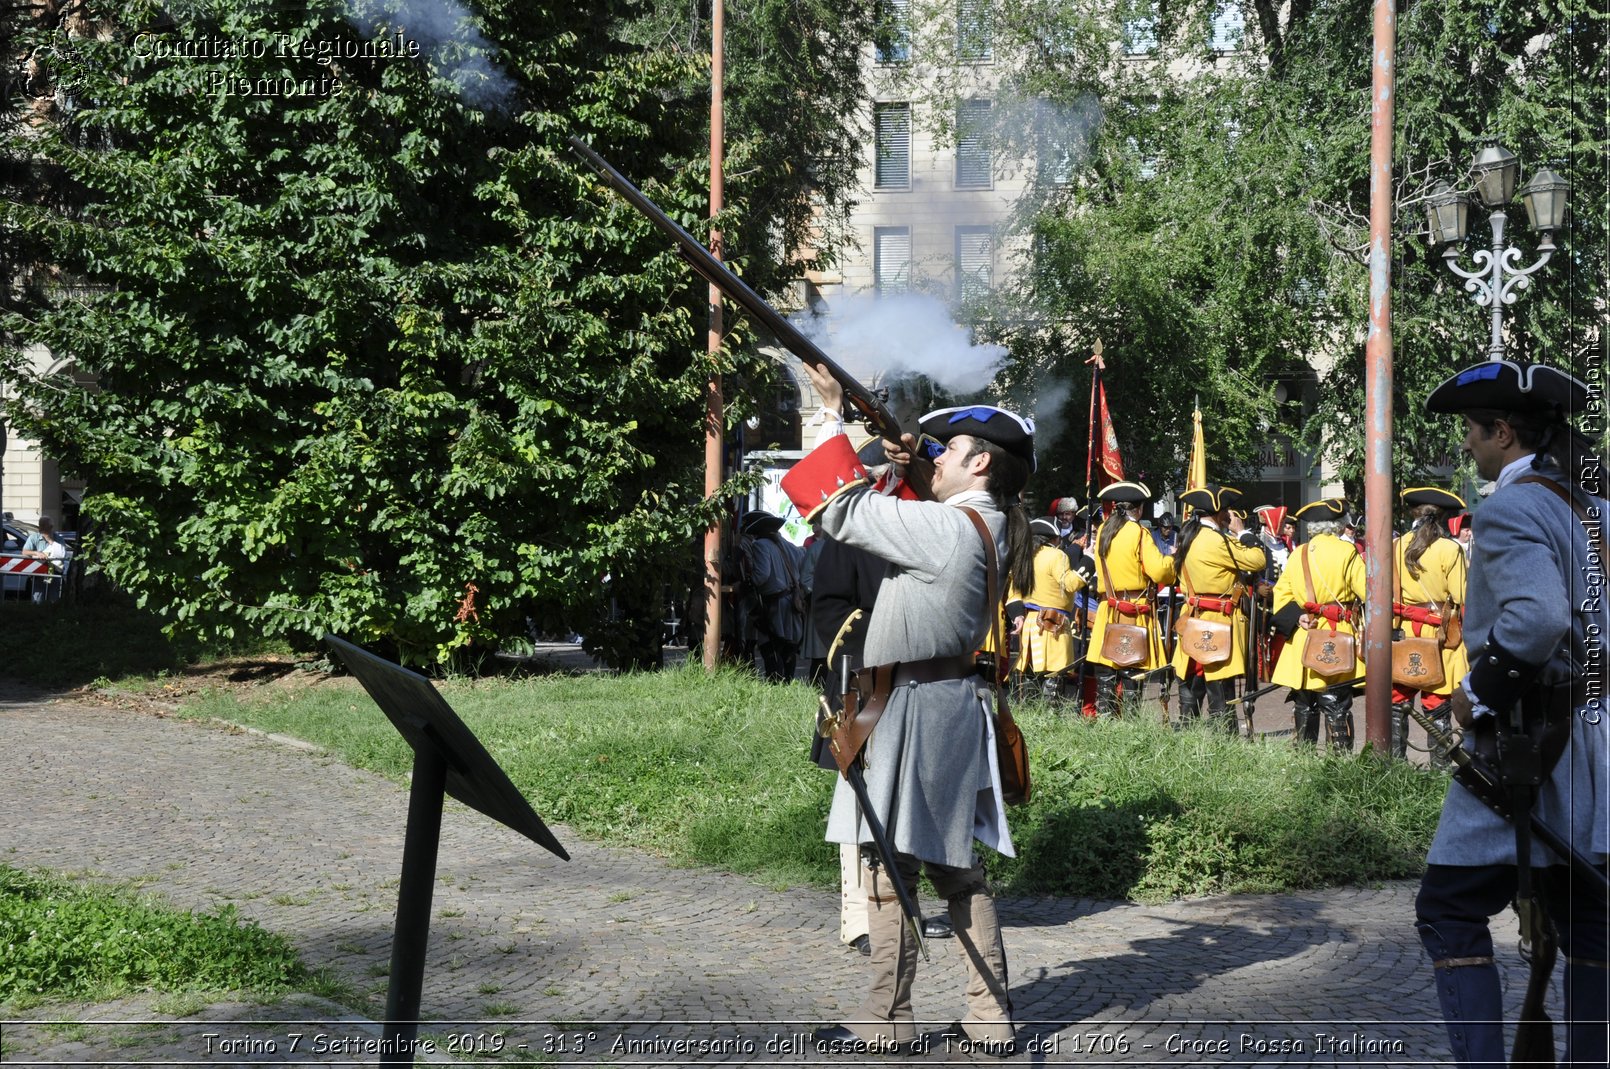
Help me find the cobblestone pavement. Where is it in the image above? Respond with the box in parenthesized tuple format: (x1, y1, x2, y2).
(0, 683, 1551, 1068)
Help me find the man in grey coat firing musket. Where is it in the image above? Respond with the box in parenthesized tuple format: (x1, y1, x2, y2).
(784, 362, 1036, 1058)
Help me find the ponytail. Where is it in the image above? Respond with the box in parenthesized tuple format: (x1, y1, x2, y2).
(1403, 504, 1447, 579)
(1005, 505, 1036, 597)
(1097, 505, 1131, 558)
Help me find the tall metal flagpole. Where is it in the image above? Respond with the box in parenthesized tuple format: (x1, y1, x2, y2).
(1362, 0, 1397, 751)
(701, 0, 726, 672)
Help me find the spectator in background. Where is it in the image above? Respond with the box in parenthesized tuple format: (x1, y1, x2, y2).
(737, 510, 806, 682)
(1451, 512, 1473, 561)
(20, 515, 67, 563)
(1151, 512, 1179, 555)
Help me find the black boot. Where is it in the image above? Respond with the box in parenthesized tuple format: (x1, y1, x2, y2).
(1177, 675, 1201, 722)
(1095, 667, 1120, 720)
(1320, 689, 1355, 753)
(1391, 700, 1414, 761)
(1292, 691, 1319, 746)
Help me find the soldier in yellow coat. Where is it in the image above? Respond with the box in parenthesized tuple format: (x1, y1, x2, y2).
(1271, 498, 1366, 751)
(1170, 486, 1268, 732)
(1087, 481, 1176, 718)
(1007, 516, 1091, 704)
(1391, 486, 1469, 765)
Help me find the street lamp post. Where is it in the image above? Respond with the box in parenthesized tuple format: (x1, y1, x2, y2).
(1423, 144, 1570, 361)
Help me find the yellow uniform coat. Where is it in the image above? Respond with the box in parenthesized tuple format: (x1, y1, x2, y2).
(1087, 519, 1177, 671)
(1393, 533, 1469, 697)
(1170, 523, 1268, 683)
(1271, 533, 1366, 689)
(1008, 543, 1087, 675)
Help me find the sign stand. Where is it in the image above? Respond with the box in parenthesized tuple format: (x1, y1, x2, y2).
(324, 636, 569, 1066)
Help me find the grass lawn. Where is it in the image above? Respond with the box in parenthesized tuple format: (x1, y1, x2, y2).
(181, 661, 1449, 901)
(0, 865, 348, 1011)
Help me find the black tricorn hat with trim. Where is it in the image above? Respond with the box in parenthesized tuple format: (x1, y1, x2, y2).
(1178, 485, 1244, 513)
(739, 510, 786, 536)
(1425, 359, 1591, 418)
(1097, 481, 1151, 504)
(918, 405, 1037, 472)
(1294, 498, 1348, 522)
(1028, 517, 1061, 541)
(1400, 486, 1466, 511)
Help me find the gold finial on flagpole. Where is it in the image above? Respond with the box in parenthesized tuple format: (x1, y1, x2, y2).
(1086, 338, 1105, 371)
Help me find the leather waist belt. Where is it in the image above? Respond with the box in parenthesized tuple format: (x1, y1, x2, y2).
(888, 654, 979, 689)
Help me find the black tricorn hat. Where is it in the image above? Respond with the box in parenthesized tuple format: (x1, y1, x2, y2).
(739, 510, 785, 537)
(1294, 498, 1348, 522)
(1178, 485, 1244, 513)
(1028, 517, 1061, 541)
(918, 405, 1037, 472)
(1098, 480, 1151, 504)
(1400, 486, 1466, 511)
(1425, 360, 1591, 419)
(856, 438, 890, 467)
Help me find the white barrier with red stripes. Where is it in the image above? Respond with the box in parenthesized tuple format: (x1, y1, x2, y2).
(0, 554, 52, 576)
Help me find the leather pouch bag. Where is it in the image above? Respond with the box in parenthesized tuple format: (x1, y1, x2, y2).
(1178, 614, 1233, 668)
(1441, 601, 1463, 650)
(1391, 634, 1446, 689)
(1301, 628, 1356, 676)
(993, 697, 1031, 806)
(1101, 622, 1149, 667)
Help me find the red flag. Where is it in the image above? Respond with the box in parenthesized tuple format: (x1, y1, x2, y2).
(1094, 377, 1125, 484)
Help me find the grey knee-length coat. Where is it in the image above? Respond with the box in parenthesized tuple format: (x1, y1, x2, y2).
(816, 484, 1014, 868)
(1427, 457, 1610, 868)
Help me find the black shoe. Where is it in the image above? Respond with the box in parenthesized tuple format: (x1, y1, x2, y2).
(922, 915, 955, 939)
(811, 1025, 917, 1056)
(938, 1021, 1017, 1058)
(848, 933, 871, 955)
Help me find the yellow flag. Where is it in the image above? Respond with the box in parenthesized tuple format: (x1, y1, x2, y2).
(1184, 408, 1206, 518)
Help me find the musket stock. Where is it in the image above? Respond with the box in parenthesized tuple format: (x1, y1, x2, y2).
(1405, 703, 1610, 894)
(567, 137, 936, 498)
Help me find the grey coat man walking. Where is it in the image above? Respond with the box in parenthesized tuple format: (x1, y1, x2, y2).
(785, 362, 1036, 1058)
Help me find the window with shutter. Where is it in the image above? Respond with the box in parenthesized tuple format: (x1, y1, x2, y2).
(874, 103, 911, 190)
(956, 0, 992, 61)
(873, 227, 911, 295)
(875, 0, 911, 63)
(955, 226, 993, 302)
(955, 99, 992, 189)
(1209, 3, 1243, 51)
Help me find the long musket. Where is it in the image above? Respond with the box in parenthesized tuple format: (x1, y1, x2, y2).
(568, 138, 936, 498)
(1405, 703, 1609, 894)
(1225, 674, 1365, 710)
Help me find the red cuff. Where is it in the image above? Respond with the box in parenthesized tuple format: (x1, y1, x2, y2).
(781, 434, 870, 521)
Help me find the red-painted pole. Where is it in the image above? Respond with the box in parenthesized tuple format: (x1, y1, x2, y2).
(1362, 0, 1397, 752)
(701, 0, 726, 672)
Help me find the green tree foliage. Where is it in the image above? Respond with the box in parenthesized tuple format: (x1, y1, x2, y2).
(3, 0, 880, 669)
(910, 0, 1605, 497)
(0, 0, 754, 668)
